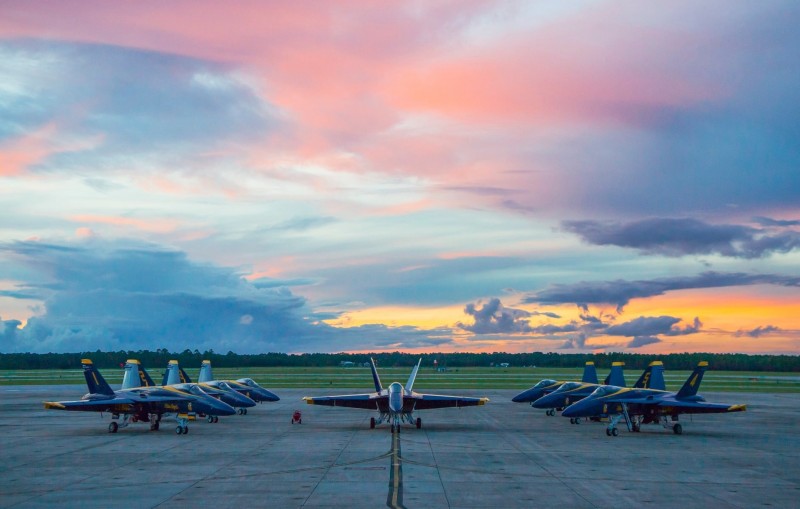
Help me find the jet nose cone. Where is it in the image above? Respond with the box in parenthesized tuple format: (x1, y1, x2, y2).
(257, 389, 280, 402)
(531, 396, 555, 409)
(211, 400, 236, 416)
(560, 405, 578, 418)
(512, 389, 538, 403)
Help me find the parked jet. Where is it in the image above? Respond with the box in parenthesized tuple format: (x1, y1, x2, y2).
(561, 361, 746, 436)
(303, 358, 489, 432)
(530, 361, 626, 422)
(531, 361, 667, 423)
(160, 360, 256, 418)
(197, 360, 280, 404)
(44, 359, 235, 434)
(512, 361, 600, 412)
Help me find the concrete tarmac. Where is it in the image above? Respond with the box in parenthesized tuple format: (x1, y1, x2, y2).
(0, 386, 797, 508)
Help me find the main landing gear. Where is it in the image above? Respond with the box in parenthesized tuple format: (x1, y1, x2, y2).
(108, 422, 118, 433)
(569, 417, 581, 424)
(175, 416, 190, 435)
(237, 408, 248, 415)
(545, 409, 556, 416)
(207, 415, 219, 423)
(370, 417, 376, 429)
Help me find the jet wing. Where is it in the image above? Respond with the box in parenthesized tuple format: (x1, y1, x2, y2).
(43, 396, 136, 412)
(607, 396, 746, 414)
(407, 393, 489, 410)
(303, 393, 386, 410)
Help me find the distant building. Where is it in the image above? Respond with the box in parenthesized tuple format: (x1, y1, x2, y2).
(340, 361, 355, 367)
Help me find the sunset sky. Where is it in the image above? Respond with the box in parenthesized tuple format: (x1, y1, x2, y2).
(1, 1, 798, 354)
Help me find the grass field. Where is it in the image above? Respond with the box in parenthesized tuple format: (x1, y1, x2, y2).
(2, 366, 799, 393)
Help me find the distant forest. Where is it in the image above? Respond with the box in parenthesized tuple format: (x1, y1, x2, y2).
(1, 350, 799, 372)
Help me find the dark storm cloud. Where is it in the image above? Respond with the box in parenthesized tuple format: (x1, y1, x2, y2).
(735, 325, 782, 338)
(562, 218, 800, 258)
(525, 271, 800, 312)
(627, 336, 661, 348)
(753, 217, 800, 227)
(457, 298, 533, 334)
(606, 316, 701, 337)
(0, 240, 449, 353)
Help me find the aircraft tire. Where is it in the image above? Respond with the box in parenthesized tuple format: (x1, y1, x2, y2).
(370, 417, 376, 429)
(207, 416, 214, 423)
(243, 409, 248, 415)
(673, 423, 682, 435)
(183, 426, 189, 434)
(108, 422, 118, 433)
(575, 418, 581, 424)
(214, 416, 219, 423)
(606, 428, 611, 436)
(416, 417, 422, 429)
(611, 428, 619, 437)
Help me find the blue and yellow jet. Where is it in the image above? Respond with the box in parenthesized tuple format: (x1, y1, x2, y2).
(304, 358, 489, 432)
(197, 360, 280, 405)
(159, 360, 257, 420)
(531, 361, 667, 423)
(561, 361, 746, 436)
(512, 361, 601, 415)
(44, 359, 235, 434)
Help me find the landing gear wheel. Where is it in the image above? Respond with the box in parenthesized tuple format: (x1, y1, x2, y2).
(207, 415, 214, 423)
(213, 416, 219, 423)
(606, 428, 611, 436)
(673, 423, 682, 435)
(243, 408, 248, 415)
(108, 422, 118, 433)
(416, 417, 422, 429)
(183, 426, 189, 435)
(390, 424, 395, 433)
(632, 422, 640, 432)
(370, 417, 376, 429)
(176, 426, 183, 435)
(611, 428, 619, 437)
(574, 418, 581, 424)
(237, 408, 243, 415)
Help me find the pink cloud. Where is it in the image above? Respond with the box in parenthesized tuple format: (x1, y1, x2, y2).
(69, 214, 181, 234)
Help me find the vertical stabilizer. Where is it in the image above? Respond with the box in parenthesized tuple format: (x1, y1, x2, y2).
(581, 361, 599, 384)
(198, 360, 213, 382)
(164, 360, 182, 385)
(676, 361, 708, 399)
(634, 361, 666, 390)
(138, 363, 156, 387)
(122, 359, 144, 390)
(405, 358, 422, 392)
(82, 359, 115, 395)
(604, 362, 626, 387)
(369, 358, 383, 392)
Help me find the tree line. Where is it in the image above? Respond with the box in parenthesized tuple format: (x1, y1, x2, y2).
(0, 350, 798, 372)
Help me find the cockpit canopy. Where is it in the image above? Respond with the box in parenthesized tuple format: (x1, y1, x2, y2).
(188, 385, 208, 397)
(553, 382, 582, 393)
(237, 378, 258, 388)
(589, 385, 622, 398)
(533, 379, 558, 389)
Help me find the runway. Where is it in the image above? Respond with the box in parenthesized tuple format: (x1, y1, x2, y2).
(0, 386, 797, 508)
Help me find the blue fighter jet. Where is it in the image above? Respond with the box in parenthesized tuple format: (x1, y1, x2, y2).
(44, 359, 235, 434)
(512, 361, 600, 415)
(303, 358, 489, 432)
(197, 360, 280, 405)
(160, 360, 257, 420)
(531, 361, 667, 424)
(561, 361, 746, 436)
